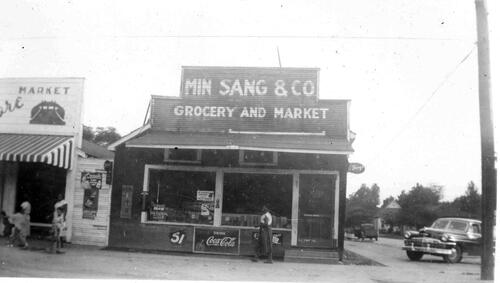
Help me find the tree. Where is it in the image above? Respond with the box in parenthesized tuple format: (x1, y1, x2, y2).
(397, 183, 442, 228)
(457, 181, 481, 218)
(346, 183, 380, 227)
(83, 125, 95, 141)
(83, 125, 121, 146)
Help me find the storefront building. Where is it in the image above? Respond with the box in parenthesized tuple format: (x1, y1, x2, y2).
(108, 67, 354, 259)
(0, 78, 83, 241)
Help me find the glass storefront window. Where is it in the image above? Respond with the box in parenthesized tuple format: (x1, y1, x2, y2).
(147, 170, 215, 225)
(221, 173, 292, 229)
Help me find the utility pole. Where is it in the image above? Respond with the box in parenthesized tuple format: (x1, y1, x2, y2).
(475, 0, 496, 280)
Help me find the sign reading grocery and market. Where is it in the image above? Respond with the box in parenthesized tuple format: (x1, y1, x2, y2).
(152, 97, 348, 136)
(0, 78, 84, 135)
(181, 67, 318, 101)
(193, 228, 239, 255)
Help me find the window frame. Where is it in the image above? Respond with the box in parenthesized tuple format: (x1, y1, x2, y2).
(164, 148, 202, 164)
(238, 150, 278, 166)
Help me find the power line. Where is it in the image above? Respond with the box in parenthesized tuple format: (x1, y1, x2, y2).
(2, 34, 467, 41)
(366, 43, 477, 164)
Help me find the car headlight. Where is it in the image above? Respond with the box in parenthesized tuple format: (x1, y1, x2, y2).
(404, 231, 412, 239)
(440, 234, 449, 242)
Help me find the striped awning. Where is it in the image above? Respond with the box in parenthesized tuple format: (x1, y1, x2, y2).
(0, 134, 74, 169)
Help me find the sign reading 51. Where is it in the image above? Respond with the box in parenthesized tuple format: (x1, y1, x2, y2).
(170, 231, 187, 245)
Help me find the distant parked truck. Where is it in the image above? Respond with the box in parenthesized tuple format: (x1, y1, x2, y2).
(354, 223, 378, 241)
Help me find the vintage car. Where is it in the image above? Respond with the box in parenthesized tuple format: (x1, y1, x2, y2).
(354, 223, 378, 241)
(402, 217, 481, 263)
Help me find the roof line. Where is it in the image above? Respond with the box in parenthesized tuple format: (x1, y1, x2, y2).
(107, 124, 151, 151)
(125, 143, 353, 155)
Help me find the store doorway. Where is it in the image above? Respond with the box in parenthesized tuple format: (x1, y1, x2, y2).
(16, 162, 67, 225)
(297, 174, 336, 248)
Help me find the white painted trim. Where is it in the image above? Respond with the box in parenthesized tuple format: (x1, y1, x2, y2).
(107, 124, 151, 151)
(291, 173, 299, 246)
(214, 170, 223, 226)
(126, 144, 352, 155)
(143, 164, 339, 175)
(65, 160, 77, 242)
(334, 174, 340, 241)
(228, 129, 326, 136)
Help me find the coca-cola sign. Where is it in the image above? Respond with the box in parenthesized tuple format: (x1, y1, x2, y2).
(194, 228, 240, 255)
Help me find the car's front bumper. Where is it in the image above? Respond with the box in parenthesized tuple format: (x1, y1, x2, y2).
(402, 245, 453, 255)
(402, 238, 456, 255)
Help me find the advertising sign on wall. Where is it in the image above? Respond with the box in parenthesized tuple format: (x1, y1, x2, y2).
(120, 185, 133, 219)
(196, 190, 214, 202)
(193, 228, 240, 255)
(150, 203, 169, 221)
(0, 78, 84, 136)
(81, 172, 102, 219)
(181, 67, 318, 102)
(151, 98, 348, 136)
(252, 232, 284, 245)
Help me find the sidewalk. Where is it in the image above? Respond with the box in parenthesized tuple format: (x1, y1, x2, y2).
(0, 237, 490, 282)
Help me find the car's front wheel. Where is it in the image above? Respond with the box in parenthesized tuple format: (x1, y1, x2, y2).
(443, 245, 463, 263)
(406, 251, 424, 261)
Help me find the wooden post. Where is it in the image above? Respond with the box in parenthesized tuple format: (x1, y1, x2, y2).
(475, 0, 496, 280)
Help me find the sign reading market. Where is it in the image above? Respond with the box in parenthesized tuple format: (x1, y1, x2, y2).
(0, 78, 84, 136)
(151, 67, 348, 136)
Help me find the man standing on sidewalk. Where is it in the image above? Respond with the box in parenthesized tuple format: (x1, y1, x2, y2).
(252, 205, 273, 264)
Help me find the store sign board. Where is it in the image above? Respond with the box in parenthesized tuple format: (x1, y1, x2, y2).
(0, 78, 84, 136)
(181, 67, 318, 102)
(151, 98, 348, 136)
(193, 228, 240, 255)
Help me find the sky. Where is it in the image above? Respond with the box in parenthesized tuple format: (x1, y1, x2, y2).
(0, 0, 498, 202)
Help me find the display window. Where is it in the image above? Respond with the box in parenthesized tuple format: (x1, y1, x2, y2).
(221, 173, 292, 229)
(147, 169, 215, 225)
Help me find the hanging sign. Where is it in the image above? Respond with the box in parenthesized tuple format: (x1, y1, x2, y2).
(348, 162, 365, 174)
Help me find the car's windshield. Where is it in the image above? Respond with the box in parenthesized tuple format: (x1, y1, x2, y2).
(431, 219, 449, 229)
